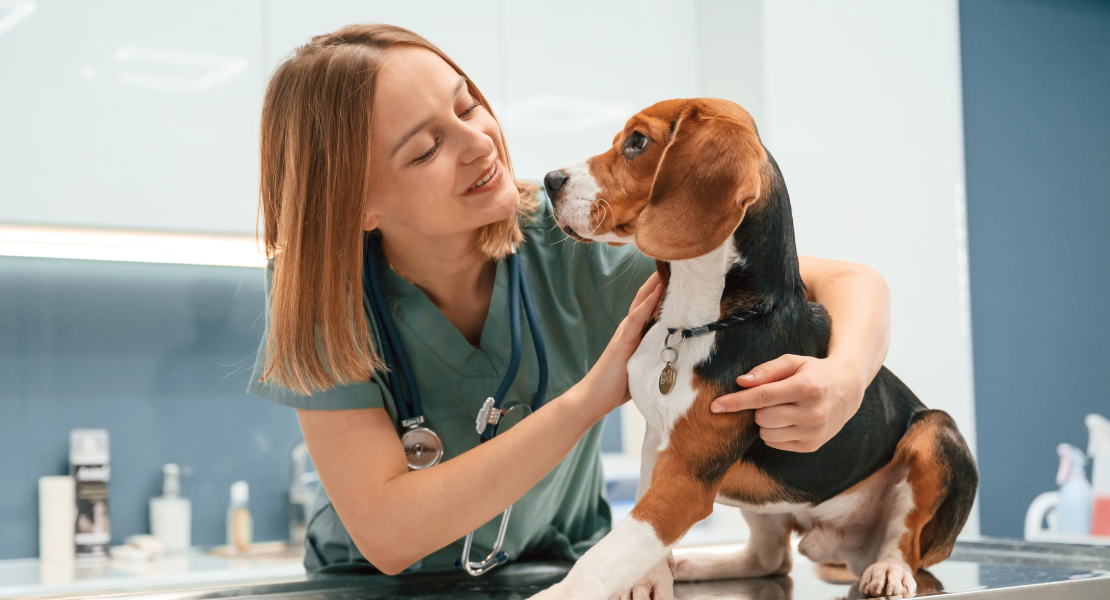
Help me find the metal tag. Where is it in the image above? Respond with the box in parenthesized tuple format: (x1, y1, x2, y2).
(659, 364, 677, 395)
(402, 427, 443, 470)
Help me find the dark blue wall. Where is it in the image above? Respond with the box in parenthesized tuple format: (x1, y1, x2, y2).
(0, 257, 303, 559)
(960, 0, 1110, 538)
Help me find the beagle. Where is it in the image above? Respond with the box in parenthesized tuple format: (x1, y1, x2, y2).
(537, 99, 978, 599)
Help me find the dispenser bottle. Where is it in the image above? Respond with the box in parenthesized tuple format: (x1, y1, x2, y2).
(1087, 414, 1110, 536)
(1055, 443, 1093, 535)
(227, 481, 252, 553)
(150, 464, 192, 553)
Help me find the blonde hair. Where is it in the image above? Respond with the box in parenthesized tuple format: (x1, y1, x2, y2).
(258, 23, 538, 395)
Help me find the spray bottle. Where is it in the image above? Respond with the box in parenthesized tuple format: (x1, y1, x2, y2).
(1087, 413, 1110, 536)
(1055, 443, 1093, 535)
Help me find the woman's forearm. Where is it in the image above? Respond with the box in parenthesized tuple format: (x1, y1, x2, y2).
(799, 254, 890, 387)
(299, 385, 606, 575)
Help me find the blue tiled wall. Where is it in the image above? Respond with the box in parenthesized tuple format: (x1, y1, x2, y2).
(0, 257, 302, 559)
(960, 0, 1110, 537)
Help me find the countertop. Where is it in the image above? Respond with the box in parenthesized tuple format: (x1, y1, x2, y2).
(3, 539, 1109, 600)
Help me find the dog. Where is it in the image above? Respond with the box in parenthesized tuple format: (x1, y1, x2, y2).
(536, 98, 977, 599)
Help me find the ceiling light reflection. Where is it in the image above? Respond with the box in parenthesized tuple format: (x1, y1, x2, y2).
(0, 224, 266, 268)
(0, 0, 34, 36)
(114, 45, 249, 92)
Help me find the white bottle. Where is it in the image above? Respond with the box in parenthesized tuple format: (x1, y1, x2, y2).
(150, 464, 191, 553)
(1055, 443, 1093, 535)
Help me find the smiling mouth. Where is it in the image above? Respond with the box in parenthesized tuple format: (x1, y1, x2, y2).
(470, 162, 498, 190)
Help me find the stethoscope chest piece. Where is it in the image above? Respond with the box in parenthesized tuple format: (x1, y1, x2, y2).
(499, 404, 532, 433)
(402, 426, 443, 470)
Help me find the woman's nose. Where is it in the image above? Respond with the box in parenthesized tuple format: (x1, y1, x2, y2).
(458, 121, 496, 164)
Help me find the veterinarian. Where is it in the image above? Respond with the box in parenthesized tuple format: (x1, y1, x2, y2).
(248, 24, 892, 576)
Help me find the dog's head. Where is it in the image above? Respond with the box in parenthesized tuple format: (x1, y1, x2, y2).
(545, 98, 768, 261)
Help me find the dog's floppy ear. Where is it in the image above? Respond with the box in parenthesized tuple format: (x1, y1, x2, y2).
(635, 101, 766, 261)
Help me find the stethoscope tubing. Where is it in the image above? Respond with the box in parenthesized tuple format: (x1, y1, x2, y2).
(361, 233, 550, 576)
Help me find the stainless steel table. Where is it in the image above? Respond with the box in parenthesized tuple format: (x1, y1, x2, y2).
(7, 539, 1109, 600)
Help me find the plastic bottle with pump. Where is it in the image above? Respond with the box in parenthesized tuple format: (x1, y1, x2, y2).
(1054, 443, 1093, 535)
(150, 464, 191, 553)
(1087, 413, 1110, 536)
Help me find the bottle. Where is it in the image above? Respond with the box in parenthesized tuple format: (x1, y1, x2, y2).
(150, 464, 192, 553)
(1055, 443, 1093, 535)
(1087, 414, 1110, 536)
(227, 481, 252, 554)
(70, 429, 110, 558)
(39, 476, 76, 562)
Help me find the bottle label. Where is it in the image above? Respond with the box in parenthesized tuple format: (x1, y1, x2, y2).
(72, 464, 110, 556)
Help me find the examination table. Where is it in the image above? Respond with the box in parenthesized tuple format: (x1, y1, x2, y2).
(6, 539, 1108, 600)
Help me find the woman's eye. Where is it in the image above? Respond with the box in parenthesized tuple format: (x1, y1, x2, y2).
(460, 102, 481, 118)
(412, 138, 442, 165)
(623, 131, 650, 158)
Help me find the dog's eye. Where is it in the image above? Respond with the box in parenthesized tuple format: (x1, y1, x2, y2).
(623, 131, 650, 159)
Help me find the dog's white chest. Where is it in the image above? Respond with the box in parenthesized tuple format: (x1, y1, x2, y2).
(628, 324, 715, 446)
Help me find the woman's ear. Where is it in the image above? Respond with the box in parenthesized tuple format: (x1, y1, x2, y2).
(635, 102, 766, 261)
(362, 212, 379, 232)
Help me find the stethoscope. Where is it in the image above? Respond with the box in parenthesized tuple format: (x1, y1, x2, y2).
(362, 234, 548, 576)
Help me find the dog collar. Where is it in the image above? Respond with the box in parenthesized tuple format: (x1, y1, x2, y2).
(657, 303, 772, 395)
(666, 303, 772, 339)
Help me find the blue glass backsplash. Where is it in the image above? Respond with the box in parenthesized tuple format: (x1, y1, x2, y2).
(0, 256, 302, 559)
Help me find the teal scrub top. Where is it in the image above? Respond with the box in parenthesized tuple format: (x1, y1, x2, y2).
(247, 192, 655, 574)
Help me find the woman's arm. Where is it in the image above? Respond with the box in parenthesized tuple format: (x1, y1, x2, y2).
(710, 255, 891, 452)
(299, 278, 662, 575)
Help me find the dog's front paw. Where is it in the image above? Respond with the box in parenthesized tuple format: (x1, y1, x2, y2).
(620, 557, 674, 600)
(859, 562, 917, 598)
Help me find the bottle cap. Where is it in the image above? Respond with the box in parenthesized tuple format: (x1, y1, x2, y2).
(230, 481, 249, 505)
(70, 429, 109, 465)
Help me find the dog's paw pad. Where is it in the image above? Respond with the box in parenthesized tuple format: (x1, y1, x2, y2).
(860, 562, 917, 598)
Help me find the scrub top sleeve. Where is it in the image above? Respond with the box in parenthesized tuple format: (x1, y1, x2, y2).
(244, 260, 390, 411)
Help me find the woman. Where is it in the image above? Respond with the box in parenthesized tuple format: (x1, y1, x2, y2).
(249, 24, 891, 576)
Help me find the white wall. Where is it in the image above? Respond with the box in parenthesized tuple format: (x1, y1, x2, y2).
(699, 0, 978, 533)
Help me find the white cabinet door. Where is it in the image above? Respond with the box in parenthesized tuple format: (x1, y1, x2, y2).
(0, 1, 265, 234)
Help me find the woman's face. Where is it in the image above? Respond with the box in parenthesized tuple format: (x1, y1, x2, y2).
(365, 47, 518, 240)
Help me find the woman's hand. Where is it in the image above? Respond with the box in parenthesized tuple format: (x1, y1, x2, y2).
(709, 255, 890, 453)
(709, 354, 868, 452)
(575, 272, 663, 420)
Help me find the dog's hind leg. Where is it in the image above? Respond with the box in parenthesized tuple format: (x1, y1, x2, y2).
(858, 410, 977, 598)
(674, 510, 793, 581)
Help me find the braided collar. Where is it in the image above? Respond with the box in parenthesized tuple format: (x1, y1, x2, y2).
(666, 303, 773, 339)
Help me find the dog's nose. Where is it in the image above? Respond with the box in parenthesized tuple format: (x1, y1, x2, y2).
(544, 170, 568, 198)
